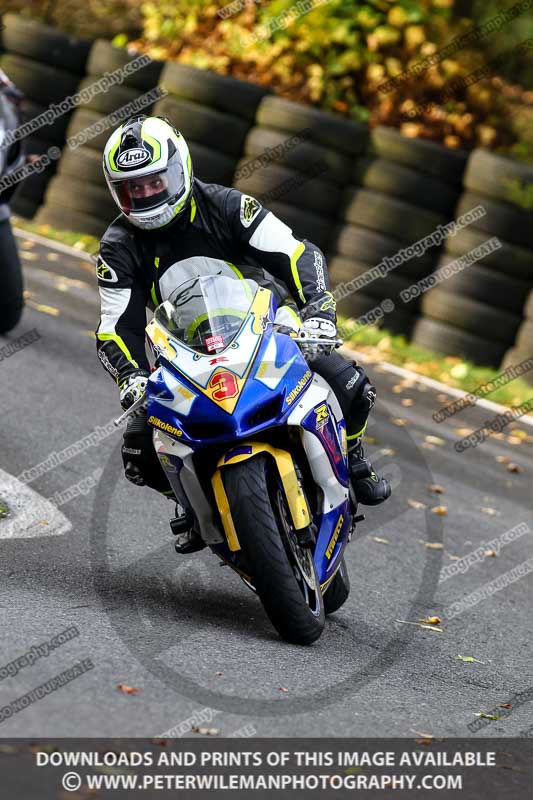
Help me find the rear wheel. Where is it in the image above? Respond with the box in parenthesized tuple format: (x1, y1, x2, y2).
(223, 454, 325, 645)
(323, 557, 350, 615)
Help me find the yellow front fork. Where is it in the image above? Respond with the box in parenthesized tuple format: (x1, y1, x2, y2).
(211, 442, 311, 552)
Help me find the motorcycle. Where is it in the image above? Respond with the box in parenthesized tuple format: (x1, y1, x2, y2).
(118, 271, 363, 645)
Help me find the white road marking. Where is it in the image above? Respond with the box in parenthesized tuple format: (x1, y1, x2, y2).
(0, 468, 71, 539)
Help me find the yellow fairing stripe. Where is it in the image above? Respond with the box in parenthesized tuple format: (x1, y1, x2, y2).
(211, 442, 311, 552)
(290, 242, 306, 304)
(96, 333, 139, 369)
(211, 470, 240, 552)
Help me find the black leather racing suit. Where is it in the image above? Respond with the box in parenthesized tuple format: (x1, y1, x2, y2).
(95, 179, 376, 492)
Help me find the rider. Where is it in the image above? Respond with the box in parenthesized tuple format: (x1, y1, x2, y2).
(0, 68, 26, 333)
(96, 115, 391, 550)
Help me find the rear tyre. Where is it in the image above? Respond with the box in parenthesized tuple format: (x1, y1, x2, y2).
(323, 557, 350, 615)
(223, 454, 325, 645)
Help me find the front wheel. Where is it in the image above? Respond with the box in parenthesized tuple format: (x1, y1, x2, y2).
(223, 454, 325, 645)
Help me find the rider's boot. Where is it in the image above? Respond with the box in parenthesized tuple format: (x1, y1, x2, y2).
(171, 505, 206, 554)
(348, 437, 391, 506)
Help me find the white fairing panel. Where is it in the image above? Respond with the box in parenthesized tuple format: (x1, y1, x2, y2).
(287, 375, 348, 513)
(153, 430, 224, 544)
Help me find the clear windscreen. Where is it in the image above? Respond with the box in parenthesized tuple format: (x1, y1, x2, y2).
(154, 274, 258, 355)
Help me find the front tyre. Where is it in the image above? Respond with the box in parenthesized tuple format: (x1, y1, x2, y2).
(223, 454, 325, 645)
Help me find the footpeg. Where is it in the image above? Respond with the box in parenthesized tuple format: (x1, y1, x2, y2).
(170, 511, 193, 536)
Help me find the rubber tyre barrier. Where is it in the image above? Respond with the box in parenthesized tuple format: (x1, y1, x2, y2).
(0, 218, 24, 333)
(353, 157, 459, 216)
(75, 78, 142, 115)
(0, 13, 90, 74)
(433, 255, 530, 316)
(412, 318, 506, 367)
(160, 61, 271, 122)
(516, 321, 533, 351)
(243, 126, 353, 185)
(0, 54, 81, 106)
(57, 144, 107, 187)
(153, 96, 249, 159)
(45, 175, 118, 219)
(336, 290, 416, 336)
(328, 255, 417, 304)
(421, 289, 520, 345)
(234, 160, 341, 217)
(66, 109, 116, 152)
(464, 149, 533, 207)
(370, 126, 468, 185)
(86, 39, 163, 92)
(256, 96, 368, 156)
(341, 188, 446, 243)
(455, 191, 533, 250)
(523, 290, 533, 319)
(500, 348, 533, 384)
(444, 226, 532, 283)
(10, 195, 39, 219)
(265, 202, 333, 250)
(187, 141, 235, 185)
(20, 100, 71, 144)
(34, 205, 110, 238)
(328, 224, 438, 280)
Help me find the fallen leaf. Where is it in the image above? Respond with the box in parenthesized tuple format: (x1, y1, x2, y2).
(116, 684, 141, 695)
(484, 549, 497, 558)
(279, 687, 289, 693)
(415, 737, 434, 746)
(401, 398, 414, 407)
(408, 498, 427, 509)
(191, 726, 220, 735)
(507, 463, 523, 473)
(437, 393, 449, 403)
(507, 436, 522, 445)
(499, 703, 513, 709)
(431, 505, 448, 516)
(396, 619, 443, 633)
(424, 541, 444, 549)
(391, 417, 408, 426)
(447, 554, 461, 561)
(418, 616, 441, 625)
(392, 384, 404, 394)
(474, 712, 500, 720)
(455, 427, 473, 436)
(381, 447, 396, 456)
(422, 442, 435, 450)
(480, 507, 499, 516)
(455, 655, 484, 663)
(425, 435, 445, 446)
(496, 455, 510, 464)
(364, 436, 378, 443)
(373, 536, 390, 544)
(427, 484, 445, 494)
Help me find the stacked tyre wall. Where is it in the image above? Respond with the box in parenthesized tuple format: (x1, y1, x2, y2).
(35, 40, 164, 238)
(1, 14, 532, 371)
(327, 126, 468, 336)
(413, 150, 533, 367)
(0, 14, 90, 219)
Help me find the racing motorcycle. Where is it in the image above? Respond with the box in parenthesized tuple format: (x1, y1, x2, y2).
(118, 272, 363, 645)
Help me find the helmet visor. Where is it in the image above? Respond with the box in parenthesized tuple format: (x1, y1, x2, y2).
(108, 164, 186, 214)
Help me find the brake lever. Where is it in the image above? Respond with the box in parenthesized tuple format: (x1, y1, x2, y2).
(114, 393, 147, 427)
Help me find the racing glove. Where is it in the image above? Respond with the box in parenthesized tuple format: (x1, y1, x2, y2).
(119, 370, 149, 413)
(299, 291, 338, 359)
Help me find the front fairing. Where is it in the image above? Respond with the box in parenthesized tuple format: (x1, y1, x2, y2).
(145, 288, 312, 446)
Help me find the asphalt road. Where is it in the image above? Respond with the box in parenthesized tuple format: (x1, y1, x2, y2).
(0, 231, 531, 739)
